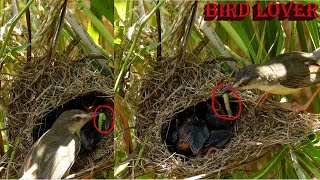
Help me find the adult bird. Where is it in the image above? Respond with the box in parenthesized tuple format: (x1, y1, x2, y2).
(19, 109, 94, 179)
(233, 48, 320, 113)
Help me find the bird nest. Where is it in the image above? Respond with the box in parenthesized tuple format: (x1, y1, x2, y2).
(129, 53, 320, 178)
(1, 54, 114, 178)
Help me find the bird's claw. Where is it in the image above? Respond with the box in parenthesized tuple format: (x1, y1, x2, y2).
(272, 102, 306, 118)
(205, 147, 220, 156)
(196, 147, 221, 157)
(255, 93, 270, 108)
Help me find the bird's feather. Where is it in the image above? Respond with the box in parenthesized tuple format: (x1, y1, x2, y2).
(260, 52, 320, 89)
(177, 117, 210, 155)
(20, 129, 80, 179)
(204, 130, 231, 148)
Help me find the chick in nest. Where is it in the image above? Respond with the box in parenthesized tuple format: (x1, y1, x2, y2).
(173, 99, 233, 157)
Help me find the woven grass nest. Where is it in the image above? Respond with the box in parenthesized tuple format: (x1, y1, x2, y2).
(1, 54, 114, 178)
(130, 53, 320, 178)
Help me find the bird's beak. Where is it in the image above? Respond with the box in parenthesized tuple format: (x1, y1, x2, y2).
(232, 81, 241, 91)
(221, 88, 231, 94)
(85, 113, 95, 121)
(232, 76, 249, 91)
(219, 80, 242, 95)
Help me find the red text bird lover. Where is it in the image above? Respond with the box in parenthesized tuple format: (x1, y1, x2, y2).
(204, 1, 318, 21)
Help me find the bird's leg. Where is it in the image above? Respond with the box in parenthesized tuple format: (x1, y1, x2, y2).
(196, 149, 204, 158)
(255, 93, 270, 108)
(297, 85, 320, 112)
(274, 85, 320, 115)
(205, 146, 220, 156)
(196, 147, 220, 157)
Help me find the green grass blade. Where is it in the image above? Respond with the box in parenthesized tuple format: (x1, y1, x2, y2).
(136, 171, 156, 179)
(264, 19, 280, 58)
(114, 0, 127, 21)
(296, 151, 320, 178)
(256, 22, 266, 64)
(91, 0, 114, 23)
(276, 25, 285, 55)
(305, 20, 320, 49)
(285, 158, 299, 179)
(302, 142, 320, 165)
(80, 0, 114, 48)
(297, 21, 308, 52)
(249, 147, 287, 179)
(289, 149, 307, 179)
(114, 0, 165, 92)
(0, 0, 34, 60)
(220, 21, 252, 60)
(289, 21, 297, 52)
(232, 170, 247, 179)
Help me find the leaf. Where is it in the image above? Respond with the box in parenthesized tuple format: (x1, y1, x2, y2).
(91, 0, 114, 23)
(303, 144, 320, 165)
(305, 19, 320, 49)
(80, 0, 114, 48)
(289, 149, 306, 179)
(296, 151, 320, 179)
(232, 170, 247, 179)
(249, 147, 287, 179)
(276, 25, 285, 55)
(114, 0, 165, 92)
(264, 19, 280, 58)
(220, 21, 253, 61)
(0, 0, 34, 59)
(296, 21, 308, 52)
(114, 162, 130, 177)
(9, 43, 31, 56)
(289, 21, 297, 52)
(136, 171, 156, 179)
(114, 0, 127, 22)
(285, 158, 298, 179)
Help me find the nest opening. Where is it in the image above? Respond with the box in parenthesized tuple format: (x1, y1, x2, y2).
(32, 91, 113, 153)
(162, 96, 239, 158)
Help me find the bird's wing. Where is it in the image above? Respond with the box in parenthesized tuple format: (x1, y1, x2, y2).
(20, 131, 80, 179)
(37, 133, 80, 179)
(279, 63, 311, 88)
(178, 120, 210, 155)
(268, 53, 320, 88)
(19, 130, 50, 178)
(204, 130, 231, 148)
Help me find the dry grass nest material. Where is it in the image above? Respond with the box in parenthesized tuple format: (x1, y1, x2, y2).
(130, 54, 320, 178)
(1, 54, 113, 178)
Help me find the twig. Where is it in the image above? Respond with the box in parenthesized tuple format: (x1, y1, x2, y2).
(48, 0, 67, 58)
(156, 0, 161, 61)
(192, 36, 209, 56)
(65, 11, 113, 78)
(182, 1, 197, 59)
(26, 0, 32, 62)
(64, 35, 81, 56)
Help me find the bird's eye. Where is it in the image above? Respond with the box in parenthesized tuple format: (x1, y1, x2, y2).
(74, 116, 82, 121)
